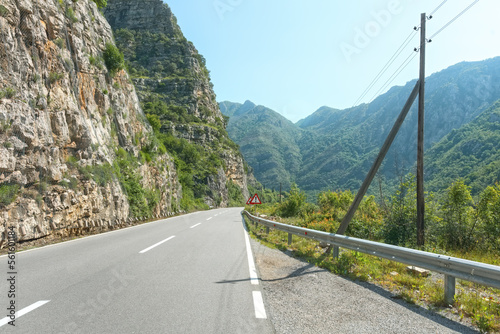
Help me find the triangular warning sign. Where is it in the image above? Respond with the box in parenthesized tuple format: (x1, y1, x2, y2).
(249, 193, 261, 205)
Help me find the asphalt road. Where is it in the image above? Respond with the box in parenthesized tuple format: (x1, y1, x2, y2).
(0, 208, 274, 333)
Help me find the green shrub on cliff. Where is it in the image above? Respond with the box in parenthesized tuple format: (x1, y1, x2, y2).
(92, 0, 107, 8)
(103, 42, 124, 76)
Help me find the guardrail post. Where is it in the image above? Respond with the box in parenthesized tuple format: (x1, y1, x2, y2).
(265, 226, 270, 234)
(444, 275, 456, 305)
(332, 246, 340, 259)
(288, 233, 292, 245)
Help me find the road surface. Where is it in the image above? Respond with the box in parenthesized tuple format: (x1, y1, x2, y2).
(0, 208, 273, 333)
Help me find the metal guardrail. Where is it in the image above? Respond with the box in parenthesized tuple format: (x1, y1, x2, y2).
(242, 210, 500, 304)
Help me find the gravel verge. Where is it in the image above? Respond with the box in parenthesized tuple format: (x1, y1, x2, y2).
(250, 238, 479, 334)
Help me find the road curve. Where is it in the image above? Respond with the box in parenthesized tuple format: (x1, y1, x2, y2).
(0, 208, 274, 334)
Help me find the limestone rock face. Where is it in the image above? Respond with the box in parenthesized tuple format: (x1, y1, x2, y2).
(0, 0, 181, 243)
(104, 1, 221, 124)
(104, 0, 178, 37)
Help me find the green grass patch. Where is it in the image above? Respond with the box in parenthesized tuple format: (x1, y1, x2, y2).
(0, 87, 16, 99)
(112, 148, 159, 217)
(59, 177, 78, 190)
(0, 5, 9, 17)
(79, 163, 114, 187)
(65, 155, 79, 169)
(49, 72, 64, 84)
(0, 184, 20, 207)
(66, 7, 78, 23)
(54, 37, 65, 49)
(227, 180, 244, 207)
(91, 0, 107, 8)
(456, 286, 500, 333)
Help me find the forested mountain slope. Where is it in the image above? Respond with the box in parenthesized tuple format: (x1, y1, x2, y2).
(297, 57, 500, 192)
(426, 100, 500, 195)
(222, 57, 500, 195)
(220, 101, 303, 190)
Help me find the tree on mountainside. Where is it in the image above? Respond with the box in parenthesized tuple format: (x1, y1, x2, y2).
(103, 42, 124, 76)
(476, 183, 500, 251)
(382, 174, 417, 246)
(440, 180, 475, 250)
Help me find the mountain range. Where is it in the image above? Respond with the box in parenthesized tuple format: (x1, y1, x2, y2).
(221, 57, 500, 197)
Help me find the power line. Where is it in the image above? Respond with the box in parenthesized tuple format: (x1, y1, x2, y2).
(352, 29, 417, 107)
(353, 0, 477, 106)
(429, 0, 479, 40)
(430, 0, 448, 16)
(369, 50, 419, 103)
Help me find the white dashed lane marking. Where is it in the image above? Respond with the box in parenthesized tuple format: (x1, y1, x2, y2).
(0, 300, 51, 327)
(139, 236, 175, 254)
(252, 291, 267, 319)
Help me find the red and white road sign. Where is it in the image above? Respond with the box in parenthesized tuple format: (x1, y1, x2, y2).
(246, 193, 262, 205)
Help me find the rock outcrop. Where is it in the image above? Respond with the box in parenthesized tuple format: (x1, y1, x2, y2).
(0, 0, 181, 244)
(104, 0, 249, 206)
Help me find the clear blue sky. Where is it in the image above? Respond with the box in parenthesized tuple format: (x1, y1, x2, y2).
(167, 0, 500, 122)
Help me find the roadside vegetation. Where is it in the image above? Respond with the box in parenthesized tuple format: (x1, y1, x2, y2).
(244, 178, 500, 333)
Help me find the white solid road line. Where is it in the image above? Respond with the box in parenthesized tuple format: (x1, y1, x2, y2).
(0, 300, 51, 327)
(190, 223, 202, 229)
(252, 291, 267, 319)
(243, 224, 259, 285)
(242, 216, 269, 320)
(139, 236, 176, 254)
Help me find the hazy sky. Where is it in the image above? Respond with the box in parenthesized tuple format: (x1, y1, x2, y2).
(167, 0, 500, 122)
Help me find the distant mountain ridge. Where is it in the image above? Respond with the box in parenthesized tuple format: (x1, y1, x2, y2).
(220, 101, 303, 190)
(221, 57, 500, 196)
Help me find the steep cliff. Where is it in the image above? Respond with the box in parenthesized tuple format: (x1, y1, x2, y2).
(104, 0, 249, 208)
(0, 0, 181, 243)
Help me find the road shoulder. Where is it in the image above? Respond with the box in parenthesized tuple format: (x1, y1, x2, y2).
(250, 238, 479, 334)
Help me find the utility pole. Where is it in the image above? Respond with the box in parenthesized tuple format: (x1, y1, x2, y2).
(335, 13, 428, 249)
(336, 81, 420, 235)
(417, 13, 426, 247)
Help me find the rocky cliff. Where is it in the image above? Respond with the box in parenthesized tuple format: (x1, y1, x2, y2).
(104, 0, 249, 207)
(0, 0, 181, 244)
